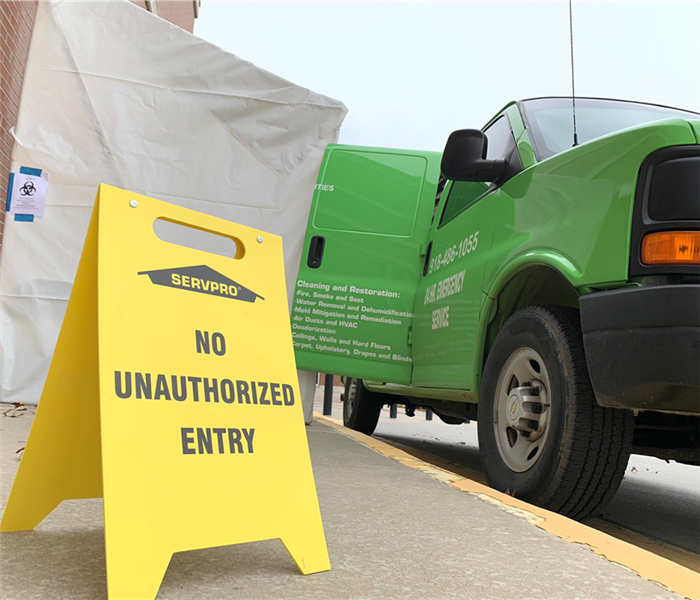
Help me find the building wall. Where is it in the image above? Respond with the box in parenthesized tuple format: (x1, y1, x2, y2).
(154, 1, 197, 34)
(319, 374, 344, 387)
(0, 0, 39, 249)
(132, 0, 198, 34)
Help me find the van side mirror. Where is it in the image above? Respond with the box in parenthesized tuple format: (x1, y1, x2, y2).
(441, 129, 507, 183)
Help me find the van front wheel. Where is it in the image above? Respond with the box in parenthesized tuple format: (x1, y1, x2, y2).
(477, 306, 633, 521)
(343, 378, 383, 436)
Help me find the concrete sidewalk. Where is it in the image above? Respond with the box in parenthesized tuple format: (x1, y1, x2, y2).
(0, 406, 683, 600)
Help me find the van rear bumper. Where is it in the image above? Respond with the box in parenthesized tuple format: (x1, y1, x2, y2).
(579, 285, 700, 415)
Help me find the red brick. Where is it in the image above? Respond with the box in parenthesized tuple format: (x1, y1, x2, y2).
(7, 94, 20, 114)
(0, 0, 38, 249)
(0, 137, 13, 157)
(155, 1, 196, 33)
(9, 59, 26, 82)
(318, 375, 345, 387)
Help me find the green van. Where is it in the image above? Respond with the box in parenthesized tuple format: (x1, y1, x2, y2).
(292, 97, 700, 520)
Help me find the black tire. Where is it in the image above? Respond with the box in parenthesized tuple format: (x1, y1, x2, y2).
(477, 306, 634, 520)
(343, 378, 383, 435)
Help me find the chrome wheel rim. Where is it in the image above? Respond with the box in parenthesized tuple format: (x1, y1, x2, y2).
(493, 347, 552, 473)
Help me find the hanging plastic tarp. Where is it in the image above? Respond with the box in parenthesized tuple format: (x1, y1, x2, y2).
(0, 0, 347, 404)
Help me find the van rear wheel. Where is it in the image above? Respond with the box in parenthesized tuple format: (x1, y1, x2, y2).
(343, 378, 383, 436)
(478, 306, 633, 520)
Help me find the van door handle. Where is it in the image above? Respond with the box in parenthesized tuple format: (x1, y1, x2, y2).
(422, 241, 433, 276)
(307, 236, 326, 269)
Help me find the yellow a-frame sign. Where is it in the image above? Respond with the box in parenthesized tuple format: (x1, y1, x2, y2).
(1, 185, 330, 599)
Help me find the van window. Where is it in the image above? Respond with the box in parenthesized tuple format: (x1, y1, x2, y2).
(485, 116, 515, 160)
(439, 116, 515, 228)
(314, 150, 428, 237)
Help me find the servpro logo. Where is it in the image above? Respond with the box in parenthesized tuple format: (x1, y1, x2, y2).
(138, 265, 264, 303)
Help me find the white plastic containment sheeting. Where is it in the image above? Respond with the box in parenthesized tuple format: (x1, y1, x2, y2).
(0, 0, 347, 404)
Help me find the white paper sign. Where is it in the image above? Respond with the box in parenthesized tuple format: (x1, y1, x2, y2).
(10, 172, 49, 217)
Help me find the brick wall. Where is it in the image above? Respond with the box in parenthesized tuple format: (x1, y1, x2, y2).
(0, 0, 39, 250)
(155, 1, 196, 33)
(319, 374, 344, 387)
(130, 0, 197, 33)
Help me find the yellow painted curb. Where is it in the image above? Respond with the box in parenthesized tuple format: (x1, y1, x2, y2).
(377, 437, 700, 573)
(314, 412, 700, 600)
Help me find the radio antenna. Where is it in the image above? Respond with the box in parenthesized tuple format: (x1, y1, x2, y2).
(568, 0, 579, 146)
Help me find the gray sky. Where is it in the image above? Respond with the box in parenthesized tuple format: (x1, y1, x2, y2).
(196, 1, 700, 151)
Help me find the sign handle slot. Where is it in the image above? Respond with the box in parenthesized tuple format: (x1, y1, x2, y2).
(153, 217, 246, 259)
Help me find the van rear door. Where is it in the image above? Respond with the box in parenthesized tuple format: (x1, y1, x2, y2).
(292, 144, 441, 384)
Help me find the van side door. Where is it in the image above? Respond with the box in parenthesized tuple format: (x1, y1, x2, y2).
(411, 115, 521, 389)
(292, 145, 441, 385)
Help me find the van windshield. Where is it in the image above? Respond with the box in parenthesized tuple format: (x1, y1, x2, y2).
(521, 98, 699, 161)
